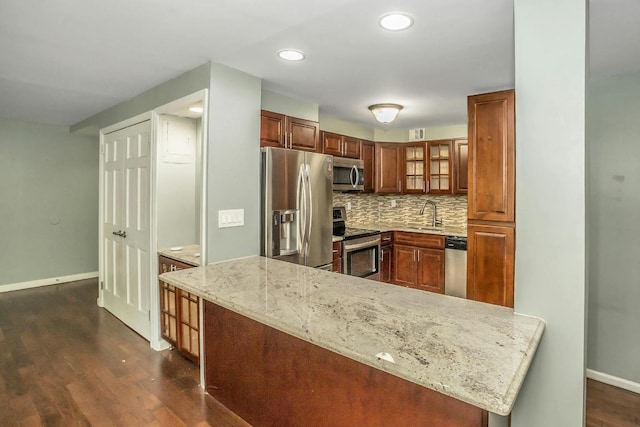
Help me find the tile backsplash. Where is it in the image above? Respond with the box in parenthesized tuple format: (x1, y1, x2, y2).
(333, 193, 468, 229)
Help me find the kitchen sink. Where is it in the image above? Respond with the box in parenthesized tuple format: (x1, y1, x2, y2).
(412, 226, 444, 232)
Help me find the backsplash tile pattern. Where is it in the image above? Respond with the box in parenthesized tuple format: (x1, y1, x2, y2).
(333, 193, 468, 229)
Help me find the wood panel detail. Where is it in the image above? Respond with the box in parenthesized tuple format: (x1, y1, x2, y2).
(361, 140, 375, 193)
(204, 301, 486, 427)
(375, 143, 403, 193)
(454, 139, 469, 194)
(260, 110, 285, 148)
(466, 224, 515, 308)
(467, 90, 515, 222)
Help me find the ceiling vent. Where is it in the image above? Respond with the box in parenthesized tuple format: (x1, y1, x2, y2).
(409, 128, 426, 141)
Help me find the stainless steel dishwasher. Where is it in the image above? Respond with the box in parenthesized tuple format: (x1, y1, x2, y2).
(444, 236, 467, 298)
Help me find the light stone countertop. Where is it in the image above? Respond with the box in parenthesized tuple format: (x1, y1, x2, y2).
(350, 222, 467, 237)
(332, 235, 344, 243)
(160, 255, 544, 415)
(158, 244, 201, 266)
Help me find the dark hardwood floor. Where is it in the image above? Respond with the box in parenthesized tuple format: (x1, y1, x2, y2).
(2, 280, 640, 426)
(587, 379, 640, 426)
(0, 279, 249, 426)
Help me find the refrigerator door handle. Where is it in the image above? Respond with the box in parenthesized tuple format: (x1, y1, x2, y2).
(305, 164, 313, 257)
(297, 164, 307, 253)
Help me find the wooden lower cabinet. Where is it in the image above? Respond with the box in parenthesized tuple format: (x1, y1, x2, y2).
(159, 255, 200, 364)
(417, 248, 445, 293)
(466, 224, 515, 308)
(379, 232, 393, 283)
(392, 232, 445, 293)
(204, 301, 486, 426)
(332, 240, 342, 273)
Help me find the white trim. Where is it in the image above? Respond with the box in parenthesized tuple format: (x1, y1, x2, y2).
(101, 111, 153, 135)
(0, 272, 99, 293)
(587, 369, 640, 394)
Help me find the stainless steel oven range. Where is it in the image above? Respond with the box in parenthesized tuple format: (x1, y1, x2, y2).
(333, 207, 381, 280)
(342, 231, 381, 280)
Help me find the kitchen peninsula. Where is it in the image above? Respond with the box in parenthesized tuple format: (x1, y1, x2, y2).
(160, 256, 544, 426)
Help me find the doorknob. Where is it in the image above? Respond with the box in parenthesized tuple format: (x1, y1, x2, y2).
(112, 230, 127, 238)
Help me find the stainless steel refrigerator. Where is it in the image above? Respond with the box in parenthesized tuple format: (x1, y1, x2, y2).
(261, 147, 333, 269)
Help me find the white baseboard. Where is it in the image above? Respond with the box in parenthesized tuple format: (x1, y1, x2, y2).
(0, 271, 99, 293)
(587, 369, 640, 394)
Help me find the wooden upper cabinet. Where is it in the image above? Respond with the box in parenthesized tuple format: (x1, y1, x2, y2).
(453, 139, 469, 194)
(343, 136, 361, 158)
(288, 116, 320, 152)
(361, 140, 375, 193)
(322, 131, 343, 156)
(466, 223, 515, 308)
(403, 142, 426, 194)
(260, 110, 320, 152)
(260, 110, 285, 148)
(321, 131, 361, 158)
(467, 90, 515, 222)
(426, 140, 453, 194)
(375, 143, 403, 193)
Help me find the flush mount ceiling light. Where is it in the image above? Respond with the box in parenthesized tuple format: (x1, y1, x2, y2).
(277, 49, 305, 61)
(378, 12, 414, 31)
(368, 104, 404, 124)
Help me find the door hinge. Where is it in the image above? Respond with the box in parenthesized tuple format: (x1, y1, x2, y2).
(100, 143, 105, 154)
(148, 311, 151, 321)
(100, 280, 104, 290)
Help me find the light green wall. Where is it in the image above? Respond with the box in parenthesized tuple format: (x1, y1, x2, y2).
(318, 114, 374, 140)
(261, 89, 318, 121)
(513, 0, 587, 425)
(0, 118, 98, 286)
(587, 70, 640, 384)
(71, 62, 212, 135)
(373, 124, 467, 143)
(206, 63, 262, 262)
(373, 128, 409, 142)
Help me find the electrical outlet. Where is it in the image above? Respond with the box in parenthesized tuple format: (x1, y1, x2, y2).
(218, 209, 244, 228)
(391, 200, 397, 208)
(346, 202, 352, 211)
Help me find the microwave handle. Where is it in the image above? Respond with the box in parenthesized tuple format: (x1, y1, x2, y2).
(350, 165, 357, 188)
(354, 166, 360, 187)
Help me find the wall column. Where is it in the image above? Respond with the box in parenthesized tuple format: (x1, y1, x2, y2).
(512, 0, 587, 425)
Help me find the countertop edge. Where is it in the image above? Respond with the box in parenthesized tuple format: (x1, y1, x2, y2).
(159, 259, 544, 415)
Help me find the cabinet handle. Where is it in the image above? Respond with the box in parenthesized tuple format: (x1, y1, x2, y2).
(418, 251, 421, 262)
(413, 251, 416, 262)
(290, 132, 293, 149)
(426, 180, 430, 193)
(398, 180, 401, 191)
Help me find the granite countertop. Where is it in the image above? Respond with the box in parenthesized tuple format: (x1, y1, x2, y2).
(350, 222, 467, 238)
(158, 244, 201, 266)
(160, 256, 544, 415)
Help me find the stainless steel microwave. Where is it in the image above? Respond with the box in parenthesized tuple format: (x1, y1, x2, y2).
(333, 156, 364, 191)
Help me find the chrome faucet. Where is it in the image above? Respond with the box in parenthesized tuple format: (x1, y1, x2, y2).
(419, 200, 442, 227)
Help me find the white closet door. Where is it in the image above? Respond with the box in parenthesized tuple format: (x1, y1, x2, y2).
(102, 121, 151, 339)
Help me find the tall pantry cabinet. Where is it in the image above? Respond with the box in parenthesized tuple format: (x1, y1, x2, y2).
(466, 90, 515, 308)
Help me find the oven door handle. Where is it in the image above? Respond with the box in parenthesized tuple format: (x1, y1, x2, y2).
(344, 240, 380, 252)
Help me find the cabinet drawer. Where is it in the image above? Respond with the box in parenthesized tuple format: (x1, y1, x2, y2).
(394, 232, 444, 249)
(380, 231, 394, 246)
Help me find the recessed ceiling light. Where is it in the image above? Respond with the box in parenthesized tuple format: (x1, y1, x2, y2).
(277, 49, 305, 61)
(378, 12, 414, 31)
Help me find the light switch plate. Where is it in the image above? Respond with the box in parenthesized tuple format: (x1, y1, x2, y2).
(218, 209, 244, 228)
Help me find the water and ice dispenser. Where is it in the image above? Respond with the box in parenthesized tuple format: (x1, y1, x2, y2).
(271, 209, 300, 256)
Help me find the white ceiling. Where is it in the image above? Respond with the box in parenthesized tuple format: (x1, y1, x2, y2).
(0, 0, 638, 130)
